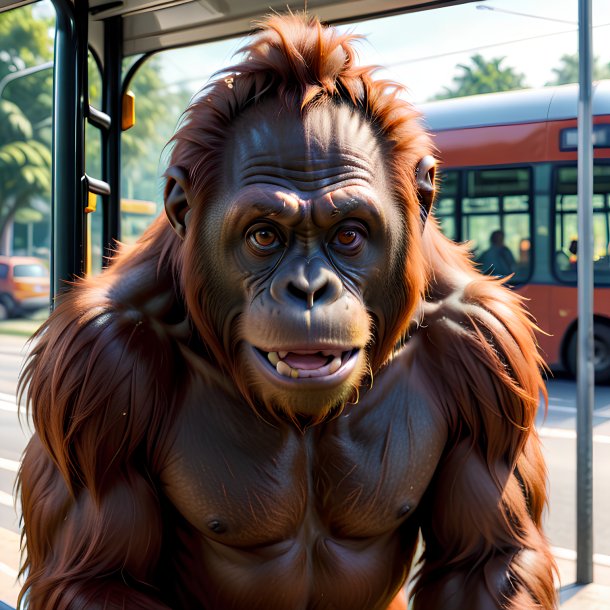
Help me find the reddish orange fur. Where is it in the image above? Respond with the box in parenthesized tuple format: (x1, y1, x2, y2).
(17, 13, 557, 609)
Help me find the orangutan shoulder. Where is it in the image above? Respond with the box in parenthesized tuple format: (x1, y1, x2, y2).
(418, 277, 528, 348)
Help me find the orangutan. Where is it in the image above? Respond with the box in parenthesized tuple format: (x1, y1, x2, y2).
(17, 13, 557, 610)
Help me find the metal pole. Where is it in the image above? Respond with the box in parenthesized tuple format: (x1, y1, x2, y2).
(0, 61, 54, 98)
(103, 15, 123, 261)
(51, 0, 87, 302)
(576, 0, 594, 585)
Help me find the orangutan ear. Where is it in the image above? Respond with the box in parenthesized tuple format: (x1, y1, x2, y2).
(416, 155, 436, 227)
(164, 165, 191, 240)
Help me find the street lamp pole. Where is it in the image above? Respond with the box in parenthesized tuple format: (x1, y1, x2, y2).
(0, 61, 53, 98)
(576, 0, 594, 585)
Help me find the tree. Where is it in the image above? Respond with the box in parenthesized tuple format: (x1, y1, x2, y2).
(120, 57, 191, 204)
(0, 4, 54, 253)
(431, 54, 527, 101)
(546, 53, 610, 86)
(0, 100, 51, 253)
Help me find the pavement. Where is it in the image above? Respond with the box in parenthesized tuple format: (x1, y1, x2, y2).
(1, 319, 610, 608)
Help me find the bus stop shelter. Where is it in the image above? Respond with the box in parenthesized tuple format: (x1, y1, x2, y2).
(0, 0, 601, 605)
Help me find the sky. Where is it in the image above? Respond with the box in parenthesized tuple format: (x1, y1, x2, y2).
(157, 0, 610, 104)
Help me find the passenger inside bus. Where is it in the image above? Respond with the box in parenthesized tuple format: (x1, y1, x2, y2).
(477, 229, 516, 277)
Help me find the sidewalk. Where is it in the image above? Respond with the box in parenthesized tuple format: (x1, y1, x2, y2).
(0, 316, 42, 340)
(556, 555, 610, 607)
(1, 319, 610, 608)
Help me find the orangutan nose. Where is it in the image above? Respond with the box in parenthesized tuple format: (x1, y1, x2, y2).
(271, 257, 342, 309)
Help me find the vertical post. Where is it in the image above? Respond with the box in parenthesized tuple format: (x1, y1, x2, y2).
(576, 0, 594, 585)
(50, 0, 88, 301)
(102, 15, 123, 262)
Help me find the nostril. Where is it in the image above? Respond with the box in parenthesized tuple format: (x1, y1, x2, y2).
(287, 283, 308, 302)
(287, 282, 329, 306)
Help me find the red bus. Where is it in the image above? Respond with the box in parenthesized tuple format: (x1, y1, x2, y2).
(419, 80, 610, 382)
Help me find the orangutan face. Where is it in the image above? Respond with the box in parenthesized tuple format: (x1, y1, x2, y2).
(174, 101, 405, 420)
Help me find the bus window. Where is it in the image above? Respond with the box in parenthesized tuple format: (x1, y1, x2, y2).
(463, 167, 532, 282)
(554, 164, 610, 284)
(87, 52, 103, 275)
(434, 170, 458, 240)
(120, 199, 157, 244)
(119, 41, 235, 243)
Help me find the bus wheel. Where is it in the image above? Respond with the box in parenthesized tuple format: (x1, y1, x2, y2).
(567, 323, 610, 384)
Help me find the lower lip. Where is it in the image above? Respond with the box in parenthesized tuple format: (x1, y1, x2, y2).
(250, 346, 361, 389)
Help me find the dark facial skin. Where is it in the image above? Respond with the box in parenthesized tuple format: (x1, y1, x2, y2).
(199, 102, 404, 419)
(155, 103, 446, 610)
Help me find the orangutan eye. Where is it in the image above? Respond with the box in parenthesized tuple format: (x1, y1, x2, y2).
(331, 224, 367, 254)
(246, 225, 283, 253)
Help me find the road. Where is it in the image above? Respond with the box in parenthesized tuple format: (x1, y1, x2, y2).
(1, 334, 610, 606)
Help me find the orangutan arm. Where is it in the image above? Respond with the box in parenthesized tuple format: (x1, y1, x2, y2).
(18, 298, 179, 610)
(406, 276, 557, 610)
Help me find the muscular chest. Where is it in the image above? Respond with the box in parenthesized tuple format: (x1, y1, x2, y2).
(161, 377, 445, 547)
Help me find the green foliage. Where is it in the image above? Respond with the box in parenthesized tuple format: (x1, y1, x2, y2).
(546, 53, 610, 86)
(0, 5, 54, 250)
(431, 54, 527, 101)
(120, 57, 191, 203)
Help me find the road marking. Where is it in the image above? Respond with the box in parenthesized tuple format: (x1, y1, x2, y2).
(0, 490, 14, 507)
(0, 458, 19, 473)
(552, 545, 610, 567)
(547, 404, 610, 419)
(0, 397, 26, 415)
(538, 427, 610, 444)
(0, 561, 17, 579)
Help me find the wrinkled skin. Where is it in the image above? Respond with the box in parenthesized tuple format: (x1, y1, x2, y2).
(160, 103, 446, 609)
(18, 71, 556, 610)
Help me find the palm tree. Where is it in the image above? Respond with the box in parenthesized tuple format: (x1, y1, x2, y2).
(0, 98, 51, 254)
(431, 54, 527, 100)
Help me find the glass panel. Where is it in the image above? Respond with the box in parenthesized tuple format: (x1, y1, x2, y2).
(13, 263, 47, 277)
(554, 165, 610, 283)
(594, 164, 610, 193)
(556, 166, 578, 195)
(557, 194, 578, 211)
(467, 168, 529, 197)
(504, 195, 529, 212)
(435, 170, 457, 216)
(504, 214, 530, 282)
(437, 215, 456, 240)
(463, 214, 500, 260)
(435, 197, 455, 216)
(554, 212, 578, 280)
(557, 165, 610, 196)
(119, 40, 234, 241)
(593, 209, 610, 281)
(463, 197, 499, 213)
(0, 0, 55, 320)
(86, 52, 103, 275)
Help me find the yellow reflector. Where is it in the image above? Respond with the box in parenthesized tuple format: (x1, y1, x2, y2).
(122, 90, 135, 131)
(85, 192, 97, 214)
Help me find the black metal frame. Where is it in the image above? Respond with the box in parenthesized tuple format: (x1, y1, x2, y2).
(49, 0, 125, 301)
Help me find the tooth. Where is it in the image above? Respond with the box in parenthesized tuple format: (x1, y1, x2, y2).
(268, 352, 280, 366)
(277, 361, 292, 377)
(328, 357, 342, 374)
(290, 368, 299, 379)
(279, 351, 288, 359)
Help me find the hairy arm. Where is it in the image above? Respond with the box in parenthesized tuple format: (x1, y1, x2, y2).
(406, 273, 557, 610)
(18, 283, 183, 610)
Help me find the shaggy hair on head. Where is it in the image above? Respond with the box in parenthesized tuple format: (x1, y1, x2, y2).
(166, 13, 433, 373)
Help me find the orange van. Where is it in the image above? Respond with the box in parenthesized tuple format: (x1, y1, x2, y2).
(0, 256, 50, 320)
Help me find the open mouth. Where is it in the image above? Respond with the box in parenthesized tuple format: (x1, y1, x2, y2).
(254, 347, 360, 381)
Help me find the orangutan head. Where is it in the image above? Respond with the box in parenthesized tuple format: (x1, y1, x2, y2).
(163, 14, 435, 421)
